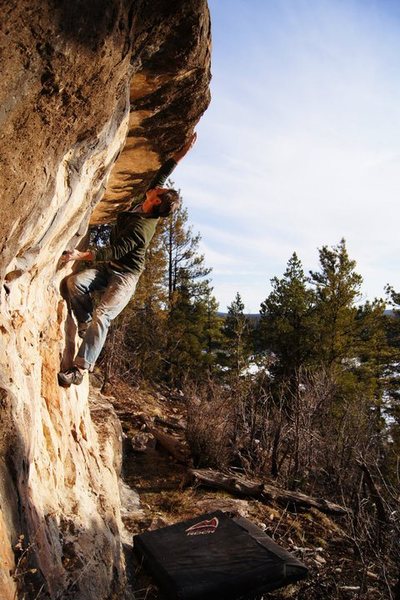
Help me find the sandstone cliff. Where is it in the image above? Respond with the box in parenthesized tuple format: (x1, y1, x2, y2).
(0, 2, 211, 598)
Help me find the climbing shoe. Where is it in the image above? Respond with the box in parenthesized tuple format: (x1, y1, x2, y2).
(58, 366, 84, 388)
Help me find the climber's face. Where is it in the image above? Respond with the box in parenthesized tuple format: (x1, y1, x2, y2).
(142, 188, 165, 213)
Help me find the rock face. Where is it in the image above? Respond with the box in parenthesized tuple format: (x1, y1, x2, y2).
(0, 2, 211, 598)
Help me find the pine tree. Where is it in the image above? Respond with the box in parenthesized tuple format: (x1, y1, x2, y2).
(125, 223, 168, 380)
(203, 290, 225, 371)
(258, 252, 315, 382)
(381, 285, 400, 482)
(160, 200, 212, 307)
(308, 241, 391, 487)
(165, 281, 220, 385)
(159, 199, 217, 384)
(222, 292, 251, 376)
(256, 253, 316, 481)
(309, 239, 363, 369)
(92, 196, 218, 386)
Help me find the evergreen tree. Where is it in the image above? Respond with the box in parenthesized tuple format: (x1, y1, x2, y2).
(89, 224, 111, 247)
(255, 243, 392, 486)
(203, 290, 225, 371)
(160, 198, 212, 306)
(309, 238, 363, 370)
(159, 198, 217, 384)
(222, 292, 251, 376)
(258, 252, 315, 381)
(165, 281, 221, 385)
(92, 195, 218, 386)
(256, 252, 316, 482)
(381, 286, 400, 482)
(308, 241, 391, 487)
(124, 223, 168, 380)
(384, 285, 400, 355)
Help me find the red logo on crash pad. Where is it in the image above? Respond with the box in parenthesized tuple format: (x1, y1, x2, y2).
(186, 517, 219, 536)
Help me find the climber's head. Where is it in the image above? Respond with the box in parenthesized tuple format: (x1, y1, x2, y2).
(143, 187, 181, 217)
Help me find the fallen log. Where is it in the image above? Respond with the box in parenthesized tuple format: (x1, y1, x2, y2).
(261, 484, 350, 515)
(148, 426, 190, 464)
(189, 469, 349, 516)
(190, 468, 263, 497)
(154, 415, 186, 431)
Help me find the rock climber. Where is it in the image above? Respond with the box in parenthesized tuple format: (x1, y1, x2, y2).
(57, 132, 196, 387)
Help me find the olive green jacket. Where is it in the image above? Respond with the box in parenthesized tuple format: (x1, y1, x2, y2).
(95, 158, 176, 275)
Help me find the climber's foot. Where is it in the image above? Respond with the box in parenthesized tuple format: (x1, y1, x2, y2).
(58, 366, 84, 388)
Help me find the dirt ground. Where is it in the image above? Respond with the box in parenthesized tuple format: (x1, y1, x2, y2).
(98, 377, 395, 600)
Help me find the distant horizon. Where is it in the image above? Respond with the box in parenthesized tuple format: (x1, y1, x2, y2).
(217, 307, 397, 317)
(175, 0, 400, 313)
(209, 238, 394, 313)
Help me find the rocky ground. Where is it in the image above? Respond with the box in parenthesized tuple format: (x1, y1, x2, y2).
(92, 375, 394, 600)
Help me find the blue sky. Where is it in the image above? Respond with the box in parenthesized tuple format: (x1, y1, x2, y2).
(175, 0, 400, 312)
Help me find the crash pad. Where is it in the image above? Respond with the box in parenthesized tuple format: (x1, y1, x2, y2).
(133, 510, 307, 599)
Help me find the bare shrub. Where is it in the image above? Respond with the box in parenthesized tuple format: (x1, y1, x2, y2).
(274, 369, 337, 490)
(185, 381, 235, 469)
(342, 460, 400, 599)
(221, 369, 337, 485)
(228, 374, 273, 476)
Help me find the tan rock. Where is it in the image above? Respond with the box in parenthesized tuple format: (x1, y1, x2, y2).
(0, 1, 211, 598)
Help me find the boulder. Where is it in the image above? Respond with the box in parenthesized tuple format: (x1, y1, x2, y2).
(0, 1, 211, 597)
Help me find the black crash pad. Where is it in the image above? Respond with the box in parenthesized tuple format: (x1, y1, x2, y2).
(133, 510, 307, 599)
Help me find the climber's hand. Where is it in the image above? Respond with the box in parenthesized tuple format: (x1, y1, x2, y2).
(173, 132, 197, 162)
(61, 250, 94, 263)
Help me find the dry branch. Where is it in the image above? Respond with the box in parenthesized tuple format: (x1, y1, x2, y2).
(356, 460, 389, 524)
